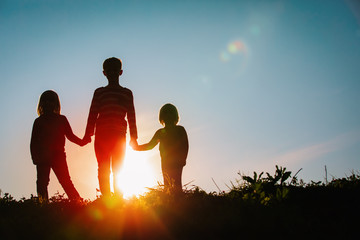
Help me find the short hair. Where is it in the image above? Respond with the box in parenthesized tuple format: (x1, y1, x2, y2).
(159, 103, 179, 125)
(37, 90, 61, 116)
(103, 57, 122, 73)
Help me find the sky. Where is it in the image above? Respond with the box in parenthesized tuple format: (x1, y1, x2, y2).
(1, 0, 360, 200)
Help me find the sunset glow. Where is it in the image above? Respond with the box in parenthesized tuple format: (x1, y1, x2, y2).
(2, 0, 360, 201)
(112, 146, 158, 199)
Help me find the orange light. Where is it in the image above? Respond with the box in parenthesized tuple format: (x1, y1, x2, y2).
(112, 146, 158, 199)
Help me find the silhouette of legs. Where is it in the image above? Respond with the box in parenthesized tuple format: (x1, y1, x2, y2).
(95, 132, 126, 197)
(95, 145, 111, 196)
(112, 138, 126, 196)
(36, 156, 80, 201)
(51, 155, 81, 200)
(36, 164, 51, 201)
(162, 165, 183, 194)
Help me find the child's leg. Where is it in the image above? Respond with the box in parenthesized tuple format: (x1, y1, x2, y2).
(52, 155, 81, 200)
(112, 136, 126, 196)
(168, 167, 183, 191)
(172, 167, 183, 190)
(97, 157, 111, 196)
(95, 135, 112, 196)
(162, 165, 183, 193)
(36, 164, 51, 201)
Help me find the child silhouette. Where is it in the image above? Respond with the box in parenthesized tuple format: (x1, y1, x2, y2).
(30, 90, 88, 202)
(83, 57, 138, 197)
(132, 103, 188, 193)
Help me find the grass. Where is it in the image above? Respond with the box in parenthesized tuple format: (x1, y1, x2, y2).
(1, 166, 360, 239)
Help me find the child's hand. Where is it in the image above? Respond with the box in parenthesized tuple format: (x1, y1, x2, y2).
(81, 135, 91, 146)
(130, 138, 138, 150)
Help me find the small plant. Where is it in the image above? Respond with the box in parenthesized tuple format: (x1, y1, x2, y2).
(0, 192, 15, 204)
(49, 191, 69, 203)
(233, 166, 298, 205)
(290, 168, 304, 186)
(242, 171, 264, 185)
(265, 165, 292, 186)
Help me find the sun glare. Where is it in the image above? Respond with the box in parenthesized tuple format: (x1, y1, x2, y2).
(111, 146, 158, 199)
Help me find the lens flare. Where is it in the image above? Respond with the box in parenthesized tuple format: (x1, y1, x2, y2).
(220, 39, 248, 64)
(227, 40, 246, 54)
(219, 39, 248, 62)
(219, 39, 249, 74)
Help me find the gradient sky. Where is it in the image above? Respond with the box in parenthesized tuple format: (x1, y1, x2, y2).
(1, 0, 360, 200)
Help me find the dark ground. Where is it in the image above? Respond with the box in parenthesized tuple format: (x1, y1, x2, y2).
(1, 171, 359, 239)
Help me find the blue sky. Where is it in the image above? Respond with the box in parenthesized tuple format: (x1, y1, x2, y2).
(1, 0, 360, 199)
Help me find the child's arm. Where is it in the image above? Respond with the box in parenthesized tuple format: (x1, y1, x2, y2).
(84, 89, 100, 139)
(179, 126, 189, 161)
(126, 90, 138, 143)
(133, 130, 160, 151)
(30, 119, 41, 164)
(63, 116, 89, 146)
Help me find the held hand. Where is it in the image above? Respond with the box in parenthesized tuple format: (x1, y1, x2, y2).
(81, 135, 92, 146)
(130, 138, 138, 150)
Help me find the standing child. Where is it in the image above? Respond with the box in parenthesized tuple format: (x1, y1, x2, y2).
(83, 57, 138, 197)
(132, 103, 188, 193)
(30, 90, 87, 202)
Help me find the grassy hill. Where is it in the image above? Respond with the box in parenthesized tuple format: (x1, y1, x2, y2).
(1, 166, 359, 239)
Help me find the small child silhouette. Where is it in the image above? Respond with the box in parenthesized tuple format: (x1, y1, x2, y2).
(132, 103, 188, 193)
(83, 57, 138, 197)
(30, 90, 88, 202)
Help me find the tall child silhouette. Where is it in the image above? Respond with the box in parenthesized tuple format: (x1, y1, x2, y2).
(84, 57, 138, 197)
(132, 103, 188, 193)
(30, 90, 87, 202)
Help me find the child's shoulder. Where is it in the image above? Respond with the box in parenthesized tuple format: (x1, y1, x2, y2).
(158, 126, 186, 135)
(176, 125, 186, 131)
(116, 87, 134, 99)
(59, 114, 67, 119)
(94, 87, 105, 94)
(120, 86, 133, 95)
(154, 127, 166, 137)
(56, 114, 68, 123)
(35, 113, 67, 124)
(175, 125, 187, 136)
(96, 86, 133, 94)
(56, 114, 69, 123)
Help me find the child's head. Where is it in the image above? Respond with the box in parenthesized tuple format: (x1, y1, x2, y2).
(103, 57, 123, 79)
(159, 103, 179, 126)
(37, 90, 61, 116)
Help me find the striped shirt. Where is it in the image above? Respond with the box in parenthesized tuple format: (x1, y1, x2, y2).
(85, 86, 138, 139)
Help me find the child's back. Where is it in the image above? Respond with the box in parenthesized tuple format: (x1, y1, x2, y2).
(157, 125, 188, 168)
(85, 85, 137, 138)
(32, 113, 73, 162)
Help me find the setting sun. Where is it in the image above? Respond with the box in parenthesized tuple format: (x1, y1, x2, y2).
(111, 146, 158, 199)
